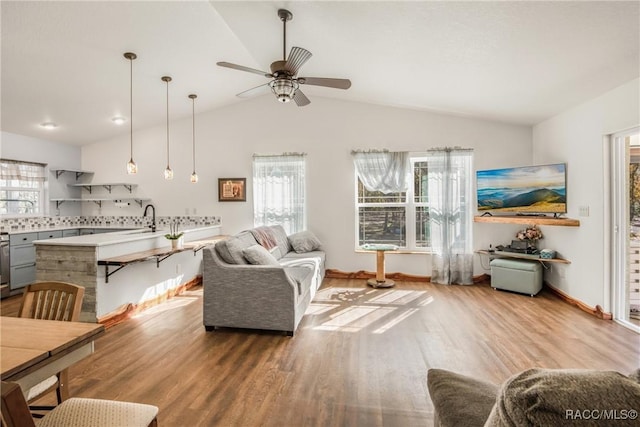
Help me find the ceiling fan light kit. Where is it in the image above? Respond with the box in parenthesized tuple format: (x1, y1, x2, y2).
(217, 8, 351, 107)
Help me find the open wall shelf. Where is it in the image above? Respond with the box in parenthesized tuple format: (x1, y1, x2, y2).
(68, 183, 137, 193)
(474, 215, 580, 227)
(50, 168, 94, 180)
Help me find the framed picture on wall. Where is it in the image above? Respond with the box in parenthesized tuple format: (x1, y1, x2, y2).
(218, 178, 246, 202)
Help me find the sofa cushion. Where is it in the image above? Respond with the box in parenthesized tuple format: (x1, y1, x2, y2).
(484, 368, 640, 427)
(249, 226, 278, 250)
(288, 230, 322, 253)
(243, 245, 280, 266)
(215, 232, 257, 264)
(284, 266, 314, 297)
(427, 369, 498, 427)
(269, 225, 292, 259)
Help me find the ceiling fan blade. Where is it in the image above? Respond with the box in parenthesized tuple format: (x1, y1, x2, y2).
(298, 77, 351, 90)
(284, 47, 312, 75)
(217, 62, 272, 78)
(237, 83, 271, 98)
(293, 89, 311, 107)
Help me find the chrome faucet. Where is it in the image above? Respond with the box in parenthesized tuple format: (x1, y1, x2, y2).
(143, 204, 156, 232)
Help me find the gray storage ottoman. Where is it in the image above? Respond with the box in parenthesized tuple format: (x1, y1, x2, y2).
(490, 258, 542, 296)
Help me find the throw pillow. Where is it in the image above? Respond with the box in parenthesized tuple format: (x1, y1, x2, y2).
(243, 244, 280, 266)
(269, 225, 292, 255)
(216, 236, 250, 264)
(484, 368, 640, 427)
(288, 230, 322, 253)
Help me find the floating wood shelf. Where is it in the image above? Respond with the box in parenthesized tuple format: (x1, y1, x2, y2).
(97, 236, 226, 282)
(474, 215, 580, 227)
(476, 250, 571, 264)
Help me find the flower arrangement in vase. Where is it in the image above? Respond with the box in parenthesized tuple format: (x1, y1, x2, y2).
(165, 221, 184, 250)
(515, 225, 543, 248)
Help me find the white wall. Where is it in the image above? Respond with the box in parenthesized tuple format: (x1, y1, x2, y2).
(533, 78, 640, 309)
(82, 95, 531, 276)
(1, 131, 82, 216)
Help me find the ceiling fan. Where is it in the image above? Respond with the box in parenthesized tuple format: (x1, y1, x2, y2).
(217, 8, 351, 107)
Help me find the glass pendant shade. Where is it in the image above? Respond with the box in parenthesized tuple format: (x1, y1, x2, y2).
(190, 172, 198, 183)
(127, 158, 138, 174)
(164, 165, 174, 180)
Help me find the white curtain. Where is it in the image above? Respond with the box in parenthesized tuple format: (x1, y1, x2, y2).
(1, 159, 46, 182)
(428, 148, 474, 285)
(253, 154, 306, 235)
(352, 150, 409, 193)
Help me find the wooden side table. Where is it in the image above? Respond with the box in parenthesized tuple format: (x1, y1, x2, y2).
(361, 244, 399, 288)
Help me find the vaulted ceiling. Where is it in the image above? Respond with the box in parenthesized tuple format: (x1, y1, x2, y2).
(2, 1, 638, 146)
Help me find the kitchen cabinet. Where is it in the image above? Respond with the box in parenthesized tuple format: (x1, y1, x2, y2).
(9, 230, 64, 291)
(9, 232, 38, 290)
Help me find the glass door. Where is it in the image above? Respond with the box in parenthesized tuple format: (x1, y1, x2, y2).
(612, 128, 640, 332)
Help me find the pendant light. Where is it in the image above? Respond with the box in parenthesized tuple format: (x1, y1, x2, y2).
(124, 52, 137, 174)
(189, 94, 198, 183)
(162, 76, 173, 180)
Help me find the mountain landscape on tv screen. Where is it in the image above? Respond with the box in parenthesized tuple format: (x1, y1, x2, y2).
(476, 163, 567, 213)
(477, 187, 566, 213)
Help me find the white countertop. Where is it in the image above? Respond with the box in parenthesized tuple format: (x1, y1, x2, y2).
(5, 225, 137, 235)
(33, 225, 222, 247)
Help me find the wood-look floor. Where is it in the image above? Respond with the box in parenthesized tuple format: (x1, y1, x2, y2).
(2, 279, 639, 427)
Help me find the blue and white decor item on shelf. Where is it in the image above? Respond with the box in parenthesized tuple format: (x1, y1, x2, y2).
(539, 249, 556, 259)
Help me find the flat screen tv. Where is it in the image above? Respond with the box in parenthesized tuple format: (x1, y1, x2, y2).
(476, 163, 567, 215)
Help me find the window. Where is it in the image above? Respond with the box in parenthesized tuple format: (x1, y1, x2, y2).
(253, 154, 306, 234)
(0, 159, 47, 216)
(356, 155, 430, 250)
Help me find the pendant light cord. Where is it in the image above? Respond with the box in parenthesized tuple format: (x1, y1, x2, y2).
(166, 79, 170, 167)
(192, 97, 196, 172)
(129, 57, 133, 158)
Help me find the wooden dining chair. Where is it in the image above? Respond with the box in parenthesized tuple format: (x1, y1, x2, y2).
(1, 381, 158, 427)
(18, 281, 85, 406)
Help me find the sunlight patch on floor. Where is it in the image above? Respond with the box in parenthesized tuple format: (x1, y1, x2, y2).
(368, 290, 424, 305)
(132, 296, 199, 318)
(306, 303, 336, 315)
(373, 308, 420, 334)
(308, 286, 433, 333)
(138, 275, 185, 303)
(313, 305, 395, 332)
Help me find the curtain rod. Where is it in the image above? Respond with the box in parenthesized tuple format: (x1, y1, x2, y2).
(252, 152, 307, 158)
(351, 149, 392, 154)
(427, 146, 473, 152)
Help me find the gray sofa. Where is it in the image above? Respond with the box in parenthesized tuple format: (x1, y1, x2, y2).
(427, 367, 640, 426)
(203, 225, 325, 335)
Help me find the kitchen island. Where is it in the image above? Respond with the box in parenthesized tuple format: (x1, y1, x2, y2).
(34, 225, 222, 323)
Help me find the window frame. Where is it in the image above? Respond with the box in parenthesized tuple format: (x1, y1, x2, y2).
(252, 154, 307, 235)
(354, 153, 431, 252)
(0, 159, 48, 217)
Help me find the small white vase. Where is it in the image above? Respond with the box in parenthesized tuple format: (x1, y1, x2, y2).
(171, 237, 184, 250)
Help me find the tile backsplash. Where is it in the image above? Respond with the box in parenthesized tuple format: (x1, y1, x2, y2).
(0, 215, 221, 233)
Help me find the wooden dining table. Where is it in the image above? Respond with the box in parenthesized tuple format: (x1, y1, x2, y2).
(0, 316, 105, 395)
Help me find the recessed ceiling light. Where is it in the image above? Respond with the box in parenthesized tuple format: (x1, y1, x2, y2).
(112, 116, 126, 125)
(40, 122, 58, 130)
